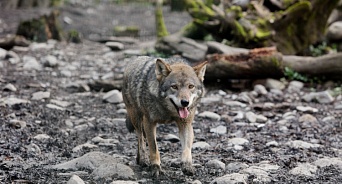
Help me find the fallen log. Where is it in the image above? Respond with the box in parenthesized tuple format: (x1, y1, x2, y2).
(205, 47, 342, 80)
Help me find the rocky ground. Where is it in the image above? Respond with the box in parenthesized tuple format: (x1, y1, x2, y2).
(1, 2, 342, 184)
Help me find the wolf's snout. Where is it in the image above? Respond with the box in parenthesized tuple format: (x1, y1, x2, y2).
(181, 99, 189, 107)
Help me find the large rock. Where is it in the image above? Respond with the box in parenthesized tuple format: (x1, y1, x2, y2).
(327, 21, 342, 41)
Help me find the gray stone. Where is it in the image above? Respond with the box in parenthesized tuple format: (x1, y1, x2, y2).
(225, 162, 249, 172)
(105, 42, 125, 51)
(72, 143, 98, 152)
(29, 42, 53, 51)
(201, 96, 222, 104)
(26, 143, 41, 155)
(110, 181, 138, 184)
(210, 173, 247, 184)
(92, 162, 135, 180)
(315, 91, 334, 104)
(7, 51, 21, 64)
(0, 97, 30, 106)
(232, 111, 244, 121)
(67, 175, 85, 184)
(198, 111, 221, 121)
(46, 104, 65, 111)
(42, 55, 59, 67)
(223, 101, 247, 108)
(31, 91, 50, 100)
(327, 21, 342, 40)
(289, 163, 317, 177)
(117, 109, 127, 114)
(245, 111, 257, 123)
(9, 119, 26, 129)
(296, 106, 318, 113)
(322, 116, 335, 122)
(206, 159, 225, 170)
(34, 134, 51, 141)
(286, 140, 321, 149)
(22, 55, 42, 70)
(335, 103, 342, 110)
(254, 84, 268, 95)
(288, 80, 304, 92)
(192, 141, 210, 149)
(50, 99, 71, 108)
(210, 125, 227, 135)
(266, 141, 279, 147)
(0, 47, 7, 60)
(241, 164, 279, 183)
(103, 90, 123, 104)
(313, 157, 342, 168)
(3, 83, 17, 92)
(265, 78, 285, 90)
(65, 82, 90, 93)
(233, 145, 244, 151)
(228, 138, 249, 145)
(206, 41, 249, 55)
(163, 134, 180, 143)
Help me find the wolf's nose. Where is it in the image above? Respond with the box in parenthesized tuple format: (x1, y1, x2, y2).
(181, 100, 189, 107)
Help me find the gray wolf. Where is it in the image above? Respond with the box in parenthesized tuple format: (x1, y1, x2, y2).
(122, 56, 207, 176)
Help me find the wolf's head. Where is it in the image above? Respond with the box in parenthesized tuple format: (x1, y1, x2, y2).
(156, 58, 207, 119)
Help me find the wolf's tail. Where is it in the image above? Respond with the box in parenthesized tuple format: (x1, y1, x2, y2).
(125, 115, 135, 133)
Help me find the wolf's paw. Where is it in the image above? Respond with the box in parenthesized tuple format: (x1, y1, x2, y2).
(182, 162, 195, 176)
(151, 164, 165, 177)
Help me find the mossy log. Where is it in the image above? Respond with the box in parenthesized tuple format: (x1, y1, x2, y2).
(205, 47, 342, 80)
(16, 10, 63, 42)
(184, 0, 339, 55)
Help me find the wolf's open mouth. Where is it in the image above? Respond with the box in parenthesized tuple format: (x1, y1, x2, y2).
(170, 99, 189, 119)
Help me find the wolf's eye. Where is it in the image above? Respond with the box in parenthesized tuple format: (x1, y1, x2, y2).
(171, 85, 178, 90)
(189, 85, 195, 89)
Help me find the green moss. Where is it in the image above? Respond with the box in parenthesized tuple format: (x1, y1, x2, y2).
(155, 1, 169, 38)
(233, 20, 247, 39)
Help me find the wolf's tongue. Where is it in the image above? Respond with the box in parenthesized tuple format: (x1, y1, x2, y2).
(178, 107, 189, 119)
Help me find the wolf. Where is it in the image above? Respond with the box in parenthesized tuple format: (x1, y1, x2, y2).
(122, 56, 207, 176)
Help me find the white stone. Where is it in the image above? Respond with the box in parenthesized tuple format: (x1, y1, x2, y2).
(210, 173, 247, 184)
(228, 138, 249, 145)
(46, 104, 65, 111)
(296, 106, 318, 113)
(0, 48, 7, 60)
(266, 141, 279, 147)
(198, 111, 221, 121)
(23, 55, 42, 70)
(103, 90, 123, 104)
(192, 141, 210, 149)
(210, 125, 227, 134)
(3, 83, 17, 92)
(286, 140, 320, 149)
(223, 101, 247, 107)
(313, 157, 342, 168)
(34, 134, 51, 141)
(206, 159, 225, 170)
(32, 91, 50, 100)
(327, 21, 342, 40)
(265, 78, 285, 90)
(67, 175, 85, 184)
(290, 163, 317, 177)
(0, 97, 30, 106)
(201, 96, 221, 104)
(105, 42, 124, 51)
(72, 143, 98, 152)
(254, 84, 268, 95)
(42, 55, 59, 67)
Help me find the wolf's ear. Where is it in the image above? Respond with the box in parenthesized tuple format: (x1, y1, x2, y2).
(155, 59, 172, 81)
(193, 61, 208, 82)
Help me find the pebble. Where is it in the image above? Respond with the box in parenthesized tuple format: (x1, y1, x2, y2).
(322, 116, 335, 122)
(228, 138, 249, 145)
(163, 134, 180, 143)
(42, 55, 59, 67)
(50, 99, 70, 108)
(0, 47, 7, 59)
(31, 91, 51, 100)
(34, 134, 51, 141)
(7, 51, 21, 64)
(254, 84, 268, 95)
(67, 175, 85, 184)
(3, 83, 17, 92)
(265, 78, 285, 90)
(22, 55, 42, 70)
(286, 140, 320, 149)
(117, 108, 127, 114)
(0, 97, 30, 106)
(110, 181, 139, 184)
(103, 90, 123, 104)
(9, 119, 26, 129)
(206, 159, 225, 170)
(296, 106, 318, 113)
(105, 41, 125, 51)
(201, 96, 221, 104)
(225, 162, 249, 172)
(26, 143, 41, 155)
(72, 143, 98, 152)
(223, 101, 247, 107)
(198, 111, 221, 121)
(210, 125, 227, 135)
(313, 157, 342, 168)
(289, 163, 317, 177)
(287, 80, 304, 92)
(46, 104, 65, 111)
(192, 141, 210, 149)
(266, 141, 279, 147)
(302, 91, 334, 104)
(210, 173, 247, 184)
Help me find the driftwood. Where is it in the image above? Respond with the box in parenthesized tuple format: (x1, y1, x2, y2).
(205, 47, 342, 80)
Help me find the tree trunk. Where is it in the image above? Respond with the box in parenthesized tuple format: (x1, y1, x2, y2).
(205, 47, 342, 80)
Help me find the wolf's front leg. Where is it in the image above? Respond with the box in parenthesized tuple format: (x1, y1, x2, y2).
(177, 120, 195, 176)
(136, 127, 149, 167)
(143, 118, 164, 177)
